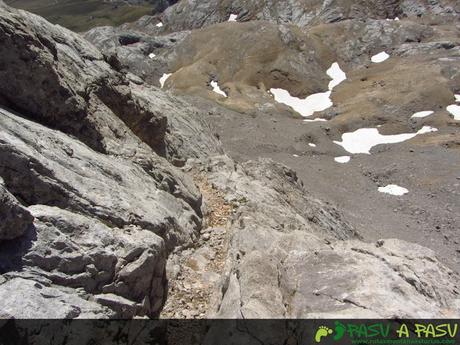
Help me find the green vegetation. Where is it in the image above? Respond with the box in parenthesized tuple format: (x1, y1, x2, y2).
(5, 0, 154, 32)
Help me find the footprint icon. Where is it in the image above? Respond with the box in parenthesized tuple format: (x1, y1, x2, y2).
(315, 326, 333, 343)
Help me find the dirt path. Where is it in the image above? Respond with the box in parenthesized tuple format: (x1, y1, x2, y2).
(160, 174, 233, 318)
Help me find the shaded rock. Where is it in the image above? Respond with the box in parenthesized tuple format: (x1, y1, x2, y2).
(0, 2, 108, 151)
(93, 294, 139, 319)
(0, 109, 200, 250)
(0, 180, 33, 241)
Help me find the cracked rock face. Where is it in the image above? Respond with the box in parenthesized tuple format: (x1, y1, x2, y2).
(0, 100, 187, 318)
(0, 2, 209, 318)
(187, 157, 460, 321)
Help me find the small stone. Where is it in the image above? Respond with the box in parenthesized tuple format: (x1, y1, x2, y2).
(202, 233, 211, 241)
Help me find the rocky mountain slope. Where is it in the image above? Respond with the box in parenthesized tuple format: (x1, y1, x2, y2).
(161, 0, 459, 31)
(0, 0, 460, 321)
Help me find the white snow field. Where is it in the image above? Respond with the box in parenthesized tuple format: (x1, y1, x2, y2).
(228, 14, 238, 22)
(334, 126, 438, 154)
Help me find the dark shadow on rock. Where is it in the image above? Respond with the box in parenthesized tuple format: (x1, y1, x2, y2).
(0, 224, 37, 274)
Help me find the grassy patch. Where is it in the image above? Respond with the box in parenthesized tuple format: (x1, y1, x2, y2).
(5, 0, 154, 32)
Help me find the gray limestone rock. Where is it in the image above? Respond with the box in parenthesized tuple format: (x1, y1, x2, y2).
(188, 156, 460, 319)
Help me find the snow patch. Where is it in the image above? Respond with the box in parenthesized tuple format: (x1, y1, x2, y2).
(455, 94, 460, 102)
(210, 81, 227, 97)
(447, 104, 460, 120)
(378, 184, 408, 196)
(148, 53, 156, 59)
(327, 62, 347, 90)
(270, 88, 332, 117)
(303, 118, 328, 122)
(309, 143, 317, 147)
(334, 156, 351, 164)
(270, 62, 346, 118)
(411, 110, 433, 118)
(371, 52, 390, 63)
(228, 14, 238, 22)
(159, 73, 171, 88)
(334, 126, 438, 154)
(156, 22, 163, 28)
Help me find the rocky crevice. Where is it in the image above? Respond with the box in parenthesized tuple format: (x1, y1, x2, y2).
(161, 172, 233, 318)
